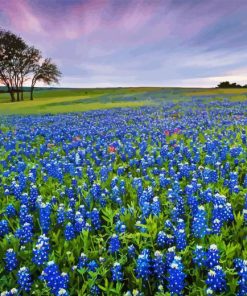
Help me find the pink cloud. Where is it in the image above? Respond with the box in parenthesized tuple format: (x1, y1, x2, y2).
(0, 0, 44, 34)
(1, 0, 246, 58)
(0, 0, 168, 46)
(0, 0, 224, 48)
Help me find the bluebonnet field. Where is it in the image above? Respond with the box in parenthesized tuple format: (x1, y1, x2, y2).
(0, 98, 247, 296)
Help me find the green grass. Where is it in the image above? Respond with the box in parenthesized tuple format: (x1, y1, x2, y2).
(1, 87, 247, 115)
(0, 87, 169, 114)
(0, 87, 165, 102)
(185, 88, 247, 96)
(0, 100, 150, 115)
(185, 88, 247, 101)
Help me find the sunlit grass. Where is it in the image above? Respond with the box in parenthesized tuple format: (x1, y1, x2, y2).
(0, 100, 151, 114)
(185, 88, 247, 96)
(0, 87, 169, 115)
(228, 95, 247, 101)
(0, 87, 165, 102)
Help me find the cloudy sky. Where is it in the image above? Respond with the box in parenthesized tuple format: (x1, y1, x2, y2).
(1, 0, 247, 87)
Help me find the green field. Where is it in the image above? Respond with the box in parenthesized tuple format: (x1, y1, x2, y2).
(1, 87, 247, 114)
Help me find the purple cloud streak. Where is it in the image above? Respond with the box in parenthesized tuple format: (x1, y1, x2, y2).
(0, 0, 247, 87)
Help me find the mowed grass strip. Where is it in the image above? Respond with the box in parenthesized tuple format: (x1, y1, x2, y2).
(0, 100, 150, 114)
(185, 88, 247, 96)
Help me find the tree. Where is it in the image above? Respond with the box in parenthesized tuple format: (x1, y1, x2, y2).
(0, 29, 61, 102)
(231, 82, 242, 88)
(217, 81, 242, 88)
(18, 46, 42, 101)
(0, 29, 43, 102)
(217, 81, 231, 88)
(0, 29, 27, 102)
(20, 46, 42, 100)
(30, 58, 61, 100)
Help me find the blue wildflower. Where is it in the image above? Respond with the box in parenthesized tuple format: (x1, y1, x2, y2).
(17, 267, 32, 292)
(29, 184, 38, 210)
(108, 234, 121, 254)
(5, 204, 16, 218)
(152, 251, 165, 281)
(206, 244, 220, 268)
(39, 202, 51, 234)
(64, 222, 75, 241)
(77, 253, 88, 269)
(40, 261, 69, 295)
(128, 244, 136, 258)
(238, 265, 247, 295)
(57, 204, 65, 225)
(206, 265, 226, 293)
(175, 229, 187, 251)
(165, 247, 176, 269)
(32, 234, 50, 266)
(111, 262, 123, 282)
(193, 245, 206, 267)
(156, 231, 166, 248)
(167, 256, 186, 296)
(192, 205, 207, 238)
(0, 220, 9, 237)
(90, 285, 100, 295)
(4, 249, 18, 272)
(136, 249, 152, 281)
(91, 208, 101, 230)
(151, 197, 161, 216)
(211, 218, 223, 234)
(100, 166, 109, 182)
(19, 205, 31, 225)
(115, 220, 126, 233)
(15, 222, 33, 244)
(88, 260, 99, 272)
(234, 259, 247, 296)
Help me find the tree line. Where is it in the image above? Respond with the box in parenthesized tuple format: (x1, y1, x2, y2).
(217, 81, 247, 88)
(0, 28, 61, 102)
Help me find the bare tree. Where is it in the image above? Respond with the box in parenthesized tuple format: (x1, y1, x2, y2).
(30, 58, 61, 100)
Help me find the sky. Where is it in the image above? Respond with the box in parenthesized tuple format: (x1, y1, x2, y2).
(1, 0, 247, 88)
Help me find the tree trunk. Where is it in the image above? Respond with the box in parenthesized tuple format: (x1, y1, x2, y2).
(20, 80, 24, 100)
(10, 91, 15, 102)
(30, 77, 36, 100)
(7, 85, 15, 102)
(16, 88, 20, 101)
(30, 85, 34, 100)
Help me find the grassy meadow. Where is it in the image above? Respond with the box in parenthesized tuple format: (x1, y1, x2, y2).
(1, 87, 247, 114)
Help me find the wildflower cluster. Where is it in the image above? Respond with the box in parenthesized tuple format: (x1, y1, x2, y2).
(0, 100, 247, 295)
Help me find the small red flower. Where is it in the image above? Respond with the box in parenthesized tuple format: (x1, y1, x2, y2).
(73, 136, 81, 142)
(164, 130, 170, 136)
(174, 128, 180, 134)
(108, 146, 116, 153)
